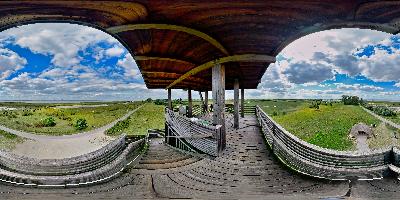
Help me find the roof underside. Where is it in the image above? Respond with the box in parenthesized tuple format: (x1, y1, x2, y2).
(0, 1, 399, 91)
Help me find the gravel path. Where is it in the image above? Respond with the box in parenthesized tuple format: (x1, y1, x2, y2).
(362, 107, 400, 129)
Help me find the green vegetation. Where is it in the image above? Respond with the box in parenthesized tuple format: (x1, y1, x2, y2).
(74, 118, 88, 130)
(367, 123, 399, 150)
(106, 117, 131, 136)
(365, 101, 400, 124)
(0, 102, 143, 136)
(245, 99, 309, 116)
(341, 95, 364, 105)
(365, 105, 397, 117)
(269, 103, 380, 151)
(107, 103, 165, 136)
(0, 130, 24, 150)
(41, 117, 56, 127)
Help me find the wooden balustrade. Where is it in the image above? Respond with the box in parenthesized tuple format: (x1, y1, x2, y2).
(255, 105, 392, 180)
(165, 108, 224, 156)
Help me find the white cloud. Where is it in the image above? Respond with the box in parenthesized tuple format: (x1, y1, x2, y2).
(0, 48, 27, 80)
(105, 45, 125, 57)
(117, 54, 142, 80)
(0, 23, 118, 68)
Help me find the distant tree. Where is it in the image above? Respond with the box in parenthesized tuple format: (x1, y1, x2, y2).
(145, 98, 153, 103)
(341, 95, 362, 105)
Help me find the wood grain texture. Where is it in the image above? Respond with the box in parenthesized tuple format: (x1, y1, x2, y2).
(0, 1, 399, 90)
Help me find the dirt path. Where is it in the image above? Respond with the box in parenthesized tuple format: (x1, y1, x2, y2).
(5, 105, 144, 159)
(356, 135, 370, 153)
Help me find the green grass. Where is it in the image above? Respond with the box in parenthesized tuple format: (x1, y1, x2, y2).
(0, 102, 143, 136)
(384, 115, 400, 124)
(267, 104, 380, 151)
(0, 130, 24, 150)
(246, 99, 309, 116)
(367, 123, 399, 150)
(108, 103, 165, 136)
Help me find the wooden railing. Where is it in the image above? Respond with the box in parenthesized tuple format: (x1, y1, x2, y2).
(165, 108, 225, 157)
(0, 135, 147, 187)
(256, 105, 392, 180)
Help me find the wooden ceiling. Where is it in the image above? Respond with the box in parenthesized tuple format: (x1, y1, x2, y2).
(0, 1, 399, 91)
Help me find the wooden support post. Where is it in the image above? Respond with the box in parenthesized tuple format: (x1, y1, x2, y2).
(204, 91, 208, 112)
(241, 88, 245, 118)
(212, 63, 225, 136)
(187, 89, 192, 118)
(167, 88, 172, 110)
(234, 79, 239, 129)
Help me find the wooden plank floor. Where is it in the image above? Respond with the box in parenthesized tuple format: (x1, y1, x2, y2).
(3, 115, 397, 199)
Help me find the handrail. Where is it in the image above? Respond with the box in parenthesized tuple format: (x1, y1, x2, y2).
(255, 105, 392, 180)
(164, 108, 224, 156)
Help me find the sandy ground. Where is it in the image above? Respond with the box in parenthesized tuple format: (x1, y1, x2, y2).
(12, 131, 113, 159)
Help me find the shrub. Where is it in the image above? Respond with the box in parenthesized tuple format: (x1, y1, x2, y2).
(373, 106, 396, 117)
(272, 111, 278, 116)
(22, 110, 33, 116)
(75, 118, 88, 130)
(42, 117, 56, 127)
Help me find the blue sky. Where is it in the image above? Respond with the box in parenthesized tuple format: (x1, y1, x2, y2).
(0, 24, 399, 101)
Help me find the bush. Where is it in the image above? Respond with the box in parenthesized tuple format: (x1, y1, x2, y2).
(22, 110, 33, 116)
(373, 106, 396, 117)
(75, 118, 88, 130)
(154, 99, 168, 106)
(272, 111, 278, 116)
(309, 100, 321, 109)
(42, 117, 56, 127)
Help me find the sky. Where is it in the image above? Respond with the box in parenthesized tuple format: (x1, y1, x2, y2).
(0, 23, 399, 101)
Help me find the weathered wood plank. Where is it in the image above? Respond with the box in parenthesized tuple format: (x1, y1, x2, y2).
(234, 79, 239, 129)
(166, 54, 276, 89)
(212, 64, 225, 148)
(241, 88, 245, 118)
(168, 88, 172, 110)
(107, 24, 229, 55)
(187, 89, 192, 118)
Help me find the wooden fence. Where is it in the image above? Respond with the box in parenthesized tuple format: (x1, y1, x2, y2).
(256, 105, 392, 180)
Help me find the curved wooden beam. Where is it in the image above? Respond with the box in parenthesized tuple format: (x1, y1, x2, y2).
(134, 56, 195, 66)
(166, 54, 276, 89)
(107, 24, 229, 55)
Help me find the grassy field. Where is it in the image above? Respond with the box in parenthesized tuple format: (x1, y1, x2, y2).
(245, 99, 310, 115)
(0, 130, 24, 150)
(367, 101, 400, 124)
(106, 103, 165, 136)
(267, 103, 381, 151)
(0, 102, 143, 135)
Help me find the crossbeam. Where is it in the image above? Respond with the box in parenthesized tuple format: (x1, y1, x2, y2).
(166, 54, 276, 89)
(107, 24, 229, 55)
(134, 56, 195, 66)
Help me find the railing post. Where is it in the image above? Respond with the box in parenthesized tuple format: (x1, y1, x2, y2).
(241, 88, 245, 118)
(233, 79, 240, 129)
